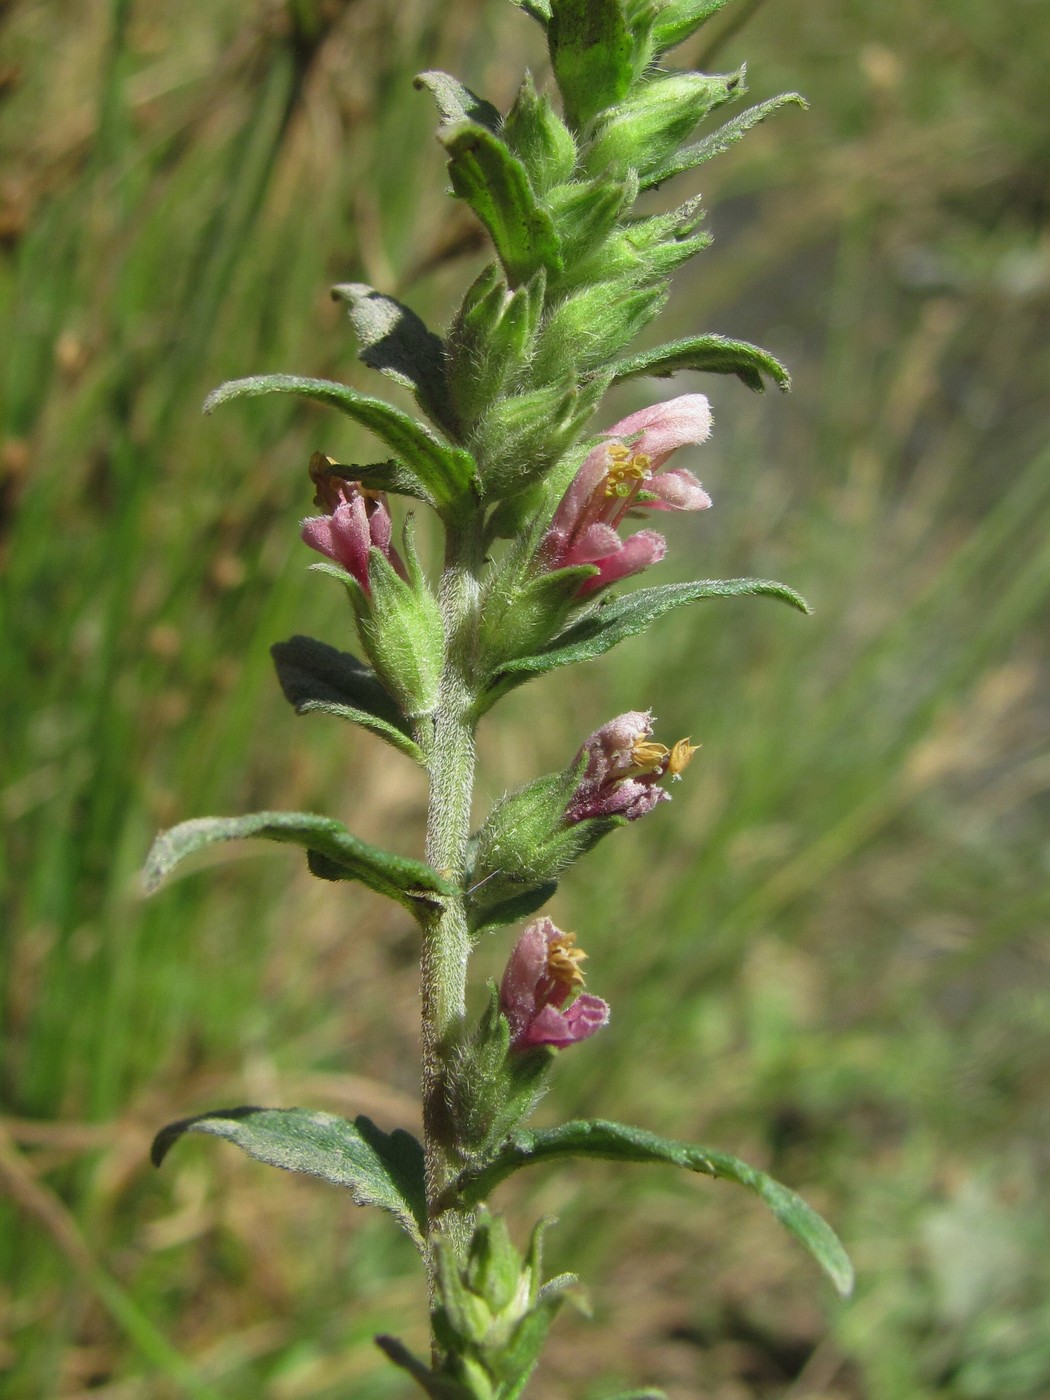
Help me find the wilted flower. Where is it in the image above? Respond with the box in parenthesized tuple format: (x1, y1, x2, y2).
(500, 917, 609, 1051)
(540, 394, 713, 596)
(300, 452, 406, 595)
(565, 710, 699, 824)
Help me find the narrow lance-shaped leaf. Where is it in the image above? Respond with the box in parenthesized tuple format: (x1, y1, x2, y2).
(414, 70, 501, 132)
(153, 1108, 426, 1252)
(483, 578, 810, 706)
(330, 283, 456, 433)
(143, 811, 455, 913)
(270, 635, 422, 762)
(449, 1119, 854, 1297)
(642, 93, 809, 190)
(203, 375, 478, 513)
(611, 334, 791, 393)
(441, 122, 564, 288)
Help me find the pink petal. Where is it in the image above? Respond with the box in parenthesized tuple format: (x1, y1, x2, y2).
(547, 441, 610, 542)
(646, 468, 712, 512)
(561, 522, 622, 566)
(368, 500, 393, 553)
(607, 394, 712, 468)
(520, 995, 610, 1048)
(575, 529, 666, 597)
(499, 919, 551, 1031)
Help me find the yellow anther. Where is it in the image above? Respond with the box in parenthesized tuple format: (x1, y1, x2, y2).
(630, 738, 671, 772)
(668, 737, 700, 777)
(546, 932, 588, 989)
(602, 451, 652, 499)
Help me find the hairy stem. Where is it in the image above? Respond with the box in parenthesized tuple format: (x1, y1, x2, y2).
(420, 521, 485, 1273)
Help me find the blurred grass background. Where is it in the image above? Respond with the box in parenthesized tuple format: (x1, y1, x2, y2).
(2, 0, 1048, 1396)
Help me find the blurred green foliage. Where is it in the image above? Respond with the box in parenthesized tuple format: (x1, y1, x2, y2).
(1, 1, 1048, 1397)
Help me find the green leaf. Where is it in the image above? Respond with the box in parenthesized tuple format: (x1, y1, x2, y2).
(414, 70, 501, 132)
(330, 283, 455, 433)
(375, 1336, 473, 1399)
(509, 0, 551, 25)
(143, 811, 455, 913)
(152, 1108, 426, 1251)
(483, 578, 810, 704)
(451, 1120, 854, 1296)
(203, 375, 478, 514)
(611, 334, 790, 393)
(549, 0, 635, 129)
(270, 635, 422, 761)
(441, 122, 564, 288)
(641, 93, 808, 190)
(652, 0, 733, 52)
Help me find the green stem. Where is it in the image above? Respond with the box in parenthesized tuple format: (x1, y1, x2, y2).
(419, 521, 485, 1270)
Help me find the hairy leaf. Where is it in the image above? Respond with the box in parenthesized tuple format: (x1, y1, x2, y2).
(375, 1336, 473, 1399)
(441, 122, 564, 288)
(270, 635, 421, 761)
(549, 0, 635, 129)
(153, 1108, 426, 1250)
(451, 1119, 854, 1296)
(414, 70, 501, 132)
(204, 375, 478, 513)
(642, 93, 808, 190)
(508, 0, 552, 24)
(652, 0, 733, 53)
(331, 283, 454, 432)
(483, 578, 810, 704)
(144, 811, 455, 912)
(611, 334, 790, 393)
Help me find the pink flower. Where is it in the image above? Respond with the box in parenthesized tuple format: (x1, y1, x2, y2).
(565, 711, 699, 824)
(540, 394, 713, 597)
(500, 918, 610, 1051)
(300, 452, 406, 595)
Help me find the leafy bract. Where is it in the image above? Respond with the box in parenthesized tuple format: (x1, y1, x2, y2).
(441, 122, 564, 288)
(548, 0, 636, 129)
(270, 635, 421, 761)
(641, 93, 808, 190)
(450, 1120, 854, 1297)
(153, 1108, 426, 1251)
(482, 578, 810, 706)
(144, 811, 454, 913)
(331, 283, 455, 432)
(611, 334, 790, 393)
(652, 0, 733, 54)
(415, 70, 501, 132)
(203, 375, 478, 514)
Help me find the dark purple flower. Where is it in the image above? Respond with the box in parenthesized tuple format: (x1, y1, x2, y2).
(565, 711, 699, 824)
(300, 452, 406, 595)
(499, 917, 610, 1051)
(540, 394, 713, 597)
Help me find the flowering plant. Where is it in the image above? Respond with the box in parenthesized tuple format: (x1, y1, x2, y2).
(145, 1, 852, 1393)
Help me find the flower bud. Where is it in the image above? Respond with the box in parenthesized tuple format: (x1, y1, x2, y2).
(585, 71, 743, 181)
